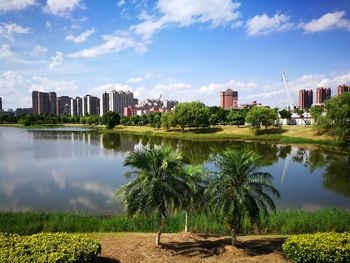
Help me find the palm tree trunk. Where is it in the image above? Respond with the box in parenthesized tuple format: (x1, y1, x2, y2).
(156, 216, 165, 246)
(231, 227, 237, 246)
(185, 210, 188, 232)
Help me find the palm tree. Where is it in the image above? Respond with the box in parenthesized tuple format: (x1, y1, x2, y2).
(182, 165, 207, 232)
(116, 145, 191, 246)
(207, 150, 280, 246)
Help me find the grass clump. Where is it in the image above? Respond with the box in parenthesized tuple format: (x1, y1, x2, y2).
(282, 232, 350, 263)
(0, 232, 101, 263)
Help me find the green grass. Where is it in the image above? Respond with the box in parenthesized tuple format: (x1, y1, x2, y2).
(1, 208, 349, 235)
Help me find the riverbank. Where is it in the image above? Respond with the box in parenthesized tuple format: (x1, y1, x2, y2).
(1, 209, 349, 235)
(108, 125, 342, 147)
(91, 232, 289, 263)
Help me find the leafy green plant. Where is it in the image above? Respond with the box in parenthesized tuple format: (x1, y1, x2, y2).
(0, 232, 101, 263)
(282, 232, 350, 263)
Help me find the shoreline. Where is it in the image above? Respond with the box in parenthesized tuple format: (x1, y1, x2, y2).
(1, 123, 347, 148)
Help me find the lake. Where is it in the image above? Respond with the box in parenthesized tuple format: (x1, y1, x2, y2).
(0, 127, 349, 213)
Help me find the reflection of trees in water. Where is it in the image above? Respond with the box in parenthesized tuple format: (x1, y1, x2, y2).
(102, 133, 135, 152)
(292, 147, 350, 197)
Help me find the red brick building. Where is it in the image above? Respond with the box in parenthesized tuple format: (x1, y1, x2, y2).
(220, 89, 238, 110)
(316, 87, 331, 104)
(299, 89, 313, 110)
(337, 85, 349, 95)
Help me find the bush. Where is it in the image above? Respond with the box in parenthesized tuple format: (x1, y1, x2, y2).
(0, 232, 101, 263)
(282, 232, 350, 263)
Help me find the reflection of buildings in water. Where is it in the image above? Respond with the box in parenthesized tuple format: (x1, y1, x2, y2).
(280, 146, 298, 184)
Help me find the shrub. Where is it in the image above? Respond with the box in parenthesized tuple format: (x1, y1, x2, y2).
(0, 232, 101, 263)
(282, 232, 350, 263)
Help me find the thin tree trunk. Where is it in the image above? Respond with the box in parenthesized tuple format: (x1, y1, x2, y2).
(156, 216, 165, 246)
(185, 210, 188, 232)
(231, 228, 237, 246)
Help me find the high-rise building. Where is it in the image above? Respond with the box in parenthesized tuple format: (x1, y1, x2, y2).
(32, 91, 57, 115)
(100, 92, 109, 116)
(82, 95, 99, 116)
(109, 90, 136, 115)
(316, 87, 331, 104)
(71, 97, 83, 116)
(49, 92, 57, 114)
(337, 85, 349, 95)
(299, 89, 313, 110)
(220, 89, 238, 110)
(0, 97, 2, 111)
(56, 96, 71, 115)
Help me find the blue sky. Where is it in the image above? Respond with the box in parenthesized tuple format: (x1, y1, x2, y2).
(1, 0, 350, 110)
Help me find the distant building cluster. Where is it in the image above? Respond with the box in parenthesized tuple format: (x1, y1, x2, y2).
(218, 84, 348, 112)
(0, 97, 2, 112)
(26, 90, 176, 117)
(130, 98, 178, 116)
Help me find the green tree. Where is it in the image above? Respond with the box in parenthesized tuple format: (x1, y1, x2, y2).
(279, 109, 292, 119)
(173, 102, 209, 131)
(227, 110, 245, 127)
(102, 112, 120, 129)
(116, 145, 191, 245)
(207, 150, 280, 246)
(320, 93, 350, 142)
(161, 112, 175, 131)
(245, 107, 278, 134)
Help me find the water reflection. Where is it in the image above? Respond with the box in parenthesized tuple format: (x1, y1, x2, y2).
(0, 127, 349, 212)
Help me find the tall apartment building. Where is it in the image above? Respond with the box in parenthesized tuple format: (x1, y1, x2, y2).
(32, 91, 57, 115)
(0, 97, 2, 111)
(71, 97, 83, 116)
(100, 92, 109, 116)
(299, 89, 313, 110)
(82, 95, 100, 116)
(337, 85, 349, 95)
(56, 96, 71, 115)
(109, 90, 136, 115)
(220, 89, 238, 110)
(316, 87, 331, 104)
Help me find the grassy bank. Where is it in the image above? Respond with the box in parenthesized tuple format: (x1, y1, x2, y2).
(109, 125, 342, 147)
(0, 123, 65, 129)
(1, 208, 349, 235)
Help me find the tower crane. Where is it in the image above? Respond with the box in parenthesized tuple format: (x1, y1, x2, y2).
(281, 71, 296, 111)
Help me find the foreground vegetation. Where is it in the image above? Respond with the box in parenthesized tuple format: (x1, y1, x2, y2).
(0, 232, 100, 263)
(1, 209, 349, 236)
(282, 232, 350, 263)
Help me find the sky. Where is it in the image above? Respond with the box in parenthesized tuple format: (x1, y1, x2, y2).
(0, 0, 350, 110)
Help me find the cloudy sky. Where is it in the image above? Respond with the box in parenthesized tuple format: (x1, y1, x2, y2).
(1, 0, 350, 110)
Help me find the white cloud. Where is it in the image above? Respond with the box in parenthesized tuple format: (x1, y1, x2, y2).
(45, 21, 52, 31)
(87, 83, 134, 95)
(0, 0, 36, 13)
(31, 45, 47, 56)
(44, 0, 82, 16)
(0, 44, 14, 58)
(30, 76, 78, 95)
(117, 0, 125, 7)
(68, 34, 136, 58)
(49, 51, 64, 70)
(130, 19, 165, 40)
(301, 11, 350, 33)
(157, 0, 241, 27)
(0, 71, 78, 109)
(246, 13, 294, 36)
(0, 22, 29, 40)
(127, 73, 152, 83)
(65, 28, 95, 43)
(0, 44, 47, 64)
(71, 0, 241, 58)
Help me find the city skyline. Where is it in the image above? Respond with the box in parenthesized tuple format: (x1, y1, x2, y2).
(1, 0, 350, 110)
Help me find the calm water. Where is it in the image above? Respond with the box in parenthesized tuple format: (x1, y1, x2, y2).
(0, 127, 349, 213)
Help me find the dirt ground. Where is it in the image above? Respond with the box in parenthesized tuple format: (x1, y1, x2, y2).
(94, 233, 290, 263)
